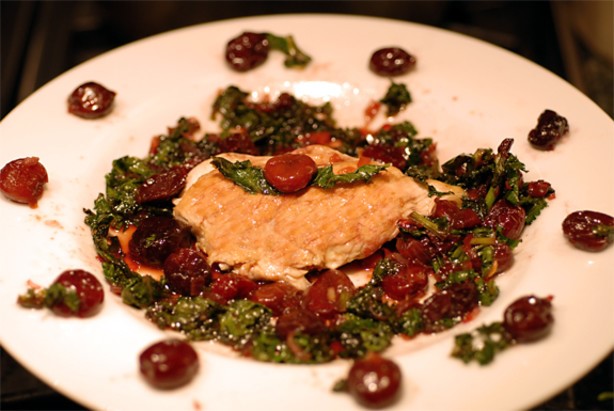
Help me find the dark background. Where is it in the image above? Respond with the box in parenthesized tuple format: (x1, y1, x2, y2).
(1, 1, 612, 410)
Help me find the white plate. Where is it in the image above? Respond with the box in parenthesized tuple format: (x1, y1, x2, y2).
(1, 14, 612, 411)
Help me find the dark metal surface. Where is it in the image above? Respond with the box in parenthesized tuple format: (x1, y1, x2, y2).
(1, 2, 612, 410)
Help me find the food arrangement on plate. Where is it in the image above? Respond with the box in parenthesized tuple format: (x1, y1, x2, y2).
(1, 15, 612, 411)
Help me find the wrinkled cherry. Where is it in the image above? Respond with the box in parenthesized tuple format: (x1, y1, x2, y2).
(503, 295, 553, 342)
(135, 167, 188, 204)
(51, 269, 104, 317)
(206, 273, 258, 305)
(369, 47, 416, 76)
(528, 109, 569, 150)
(562, 210, 614, 252)
(129, 216, 192, 268)
(304, 269, 355, 319)
(0, 157, 48, 207)
(432, 199, 482, 229)
(381, 263, 429, 301)
(67, 81, 116, 118)
(493, 242, 514, 274)
(346, 354, 402, 408)
(163, 248, 210, 296)
(139, 339, 199, 389)
(248, 282, 302, 316)
(395, 236, 435, 266)
(526, 180, 552, 198)
(264, 153, 318, 193)
(217, 132, 259, 155)
(486, 200, 526, 240)
(275, 306, 326, 338)
(422, 282, 479, 331)
(225, 32, 269, 72)
(361, 144, 407, 171)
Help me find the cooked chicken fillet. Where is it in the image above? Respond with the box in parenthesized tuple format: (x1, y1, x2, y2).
(174, 145, 461, 289)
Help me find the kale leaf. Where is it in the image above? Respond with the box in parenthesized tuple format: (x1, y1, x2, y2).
(265, 33, 312, 68)
(380, 81, 412, 116)
(312, 163, 389, 189)
(211, 157, 279, 195)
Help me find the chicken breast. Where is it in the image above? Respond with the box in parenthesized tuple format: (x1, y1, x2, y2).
(174, 145, 461, 289)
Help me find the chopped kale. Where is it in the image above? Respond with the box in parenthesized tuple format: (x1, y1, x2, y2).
(395, 307, 424, 337)
(210, 86, 338, 154)
(451, 322, 513, 365)
(17, 283, 80, 313)
(380, 81, 412, 116)
(251, 329, 334, 364)
(335, 313, 394, 358)
(149, 117, 205, 167)
(146, 296, 225, 341)
(347, 285, 396, 323)
(369, 257, 403, 285)
(439, 138, 552, 225)
(121, 275, 163, 309)
(218, 299, 272, 346)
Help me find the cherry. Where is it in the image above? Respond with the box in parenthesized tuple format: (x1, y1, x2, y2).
(67, 81, 116, 118)
(128, 216, 192, 268)
(369, 47, 416, 76)
(304, 269, 355, 319)
(0, 157, 48, 207)
(50, 269, 104, 317)
(225, 32, 269, 72)
(135, 167, 188, 204)
(275, 306, 326, 338)
(163, 248, 210, 296)
(485, 200, 526, 240)
(381, 263, 429, 301)
(139, 339, 199, 389)
(263, 153, 318, 193)
(248, 282, 302, 316)
(503, 295, 553, 342)
(346, 354, 402, 408)
(493, 242, 514, 274)
(528, 109, 568, 150)
(206, 273, 258, 305)
(562, 210, 614, 252)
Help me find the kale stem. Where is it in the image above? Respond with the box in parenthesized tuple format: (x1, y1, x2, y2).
(409, 211, 446, 236)
(485, 186, 497, 209)
(470, 237, 496, 246)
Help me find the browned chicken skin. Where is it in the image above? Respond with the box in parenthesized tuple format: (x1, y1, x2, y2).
(174, 145, 461, 289)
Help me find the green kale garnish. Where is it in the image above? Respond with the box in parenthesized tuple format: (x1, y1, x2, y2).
(265, 33, 312, 68)
(451, 322, 513, 365)
(347, 285, 396, 323)
(121, 275, 163, 309)
(250, 329, 334, 364)
(335, 313, 394, 358)
(211, 157, 279, 195)
(146, 296, 224, 340)
(17, 282, 80, 313)
(312, 163, 389, 189)
(218, 299, 272, 346)
(211, 156, 389, 194)
(380, 81, 412, 116)
(211, 86, 336, 154)
(440, 138, 554, 225)
(395, 307, 425, 337)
